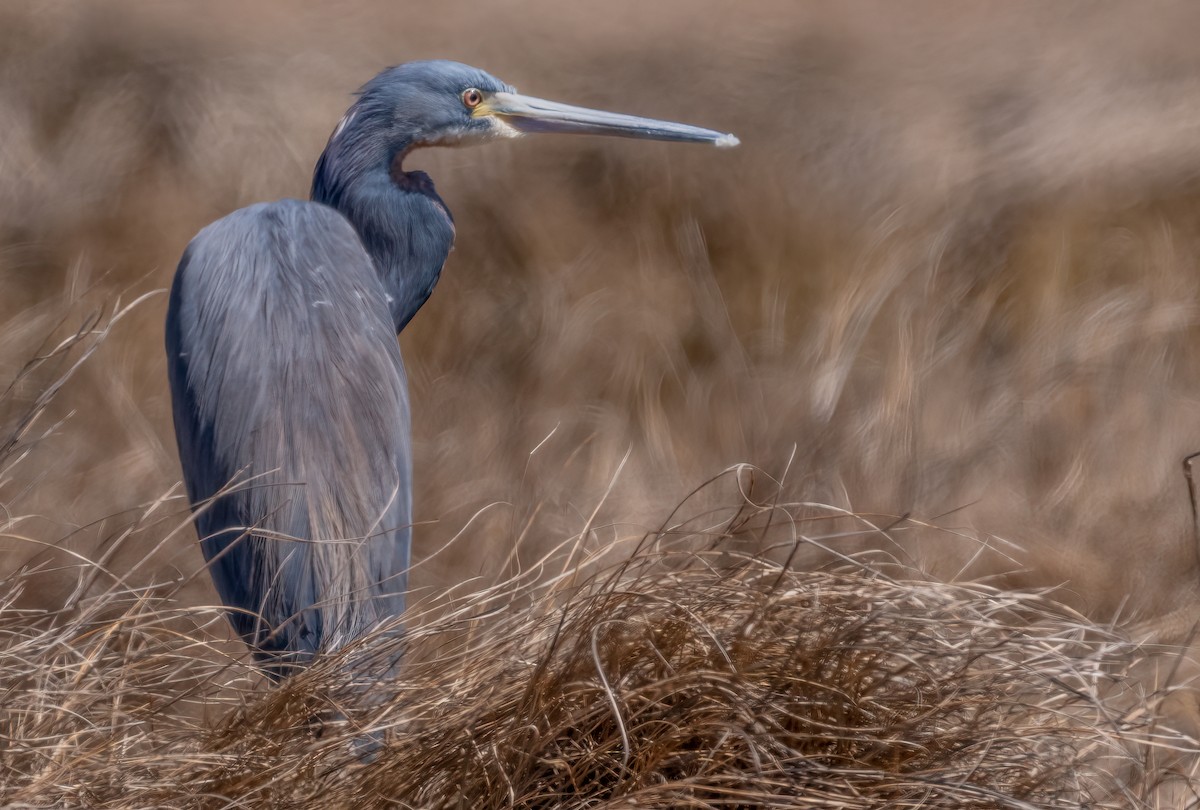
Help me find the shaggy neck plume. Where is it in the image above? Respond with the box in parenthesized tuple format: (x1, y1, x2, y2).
(310, 119, 456, 334)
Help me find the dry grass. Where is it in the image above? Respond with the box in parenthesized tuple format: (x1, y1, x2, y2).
(4, 2, 1200, 616)
(3, 506, 1195, 808)
(0, 319, 1196, 807)
(1, 308, 1196, 806)
(6, 1, 1200, 805)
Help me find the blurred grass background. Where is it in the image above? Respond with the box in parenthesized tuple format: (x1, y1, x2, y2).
(4, 0, 1200, 647)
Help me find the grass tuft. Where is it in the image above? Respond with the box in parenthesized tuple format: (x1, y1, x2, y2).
(2, 523, 1193, 808)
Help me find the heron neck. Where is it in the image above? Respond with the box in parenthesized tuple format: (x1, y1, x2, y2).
(311, 142, 455, 334)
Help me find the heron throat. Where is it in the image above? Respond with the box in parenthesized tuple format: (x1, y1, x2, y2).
(310, 129, 456, 334)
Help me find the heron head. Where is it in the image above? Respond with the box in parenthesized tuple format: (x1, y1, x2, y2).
(350, 59, 738, 154)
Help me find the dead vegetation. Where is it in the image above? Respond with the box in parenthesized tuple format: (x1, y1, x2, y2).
(3, 512, 1195, 808)
(5, 2, 1200, 806)
(0, 323, 1195, 806)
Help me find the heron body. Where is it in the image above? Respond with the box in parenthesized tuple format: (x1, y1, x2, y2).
(167, 201, 411, 672)
(165, 60, 736, 675)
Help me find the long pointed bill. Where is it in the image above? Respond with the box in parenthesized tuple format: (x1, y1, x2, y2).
(481, 91, 739, 148)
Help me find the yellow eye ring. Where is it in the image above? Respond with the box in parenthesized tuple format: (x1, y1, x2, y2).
(462, 88, 484, 109)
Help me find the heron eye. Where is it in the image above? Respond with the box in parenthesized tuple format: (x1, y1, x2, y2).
(461, 88, 484, 109)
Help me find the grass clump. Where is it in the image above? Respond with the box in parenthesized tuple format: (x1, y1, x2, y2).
(1, 528, 1189, 808)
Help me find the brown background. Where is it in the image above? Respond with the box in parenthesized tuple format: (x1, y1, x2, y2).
(4, 1, 1200, 639)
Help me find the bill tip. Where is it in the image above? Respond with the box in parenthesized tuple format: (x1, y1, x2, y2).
(714, 133, 740, 148)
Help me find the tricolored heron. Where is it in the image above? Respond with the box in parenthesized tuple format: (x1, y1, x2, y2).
(165, 60, 737, 675)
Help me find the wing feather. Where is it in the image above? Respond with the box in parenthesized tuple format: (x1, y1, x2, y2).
(165, 199, 411, 671)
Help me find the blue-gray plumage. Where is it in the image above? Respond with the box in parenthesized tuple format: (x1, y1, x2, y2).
(165, 60, 737, 676)
(167, 202, 411, 674)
